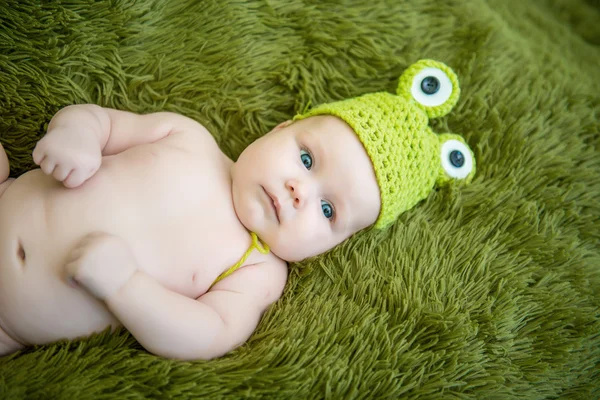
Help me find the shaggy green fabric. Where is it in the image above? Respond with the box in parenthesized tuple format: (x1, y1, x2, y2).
(1, 0, 599, 398)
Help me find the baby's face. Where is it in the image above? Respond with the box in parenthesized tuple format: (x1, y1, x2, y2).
(231, 115, 381, 262)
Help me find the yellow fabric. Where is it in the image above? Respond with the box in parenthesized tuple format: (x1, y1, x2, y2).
(294, 59, 476, 229)
(211, 232, 270, 286)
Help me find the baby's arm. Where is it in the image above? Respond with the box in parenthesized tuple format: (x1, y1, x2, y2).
(107, 271, 278, 360)
(65, 232, 287, 360)
(33, 105, 205, 188)
(47, 105, 203, 156)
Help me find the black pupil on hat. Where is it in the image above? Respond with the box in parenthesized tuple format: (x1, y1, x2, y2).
(421, 76, 440, 95)
(449, 150, 465, 168)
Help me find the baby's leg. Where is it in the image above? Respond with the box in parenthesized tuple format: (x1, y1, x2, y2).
(0, 142, 14, 197)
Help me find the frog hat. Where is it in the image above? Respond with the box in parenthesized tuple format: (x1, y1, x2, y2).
(294, 59, 476, 229)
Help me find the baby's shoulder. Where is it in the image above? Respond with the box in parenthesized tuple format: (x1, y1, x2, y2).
(211, 256, 288, 308)
(156, 114, 221, 155)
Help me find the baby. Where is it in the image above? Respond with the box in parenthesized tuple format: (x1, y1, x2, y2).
(0, 60, 476, 360)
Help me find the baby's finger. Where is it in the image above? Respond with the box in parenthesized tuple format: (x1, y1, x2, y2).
(64, 261, 81, 287)
(53, 165, 72, 182)
(63, 168, 87, 189)
(32, 145, 44, 165)
(40, 158, 57, 175)
(66, 275, 79, 289)
(65, 246, 84, 263)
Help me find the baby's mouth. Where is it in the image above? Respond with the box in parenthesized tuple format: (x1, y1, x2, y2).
(263, 187, 280, 223)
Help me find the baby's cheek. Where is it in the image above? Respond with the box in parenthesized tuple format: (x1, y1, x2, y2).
(283, 220, 331, 257)
(285, 216, 319, 240)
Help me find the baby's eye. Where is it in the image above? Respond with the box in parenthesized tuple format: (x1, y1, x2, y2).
(300, 149, 313, 170)
(321, 200, 334, 220)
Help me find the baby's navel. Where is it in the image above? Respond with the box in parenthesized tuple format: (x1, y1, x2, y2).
(16, 239, 26, 267)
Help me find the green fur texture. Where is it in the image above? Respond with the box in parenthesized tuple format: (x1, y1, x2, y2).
(1, 0, 599, 398)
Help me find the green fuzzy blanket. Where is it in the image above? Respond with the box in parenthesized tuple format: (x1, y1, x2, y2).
(1, 0, 599, 398)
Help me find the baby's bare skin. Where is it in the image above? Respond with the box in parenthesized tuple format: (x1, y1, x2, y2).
(0, 106, 380, 360)
(0, 106, 288, 360)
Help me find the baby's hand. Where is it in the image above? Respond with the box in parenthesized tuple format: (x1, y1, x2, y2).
(32, 125, 102, 188)
(65, 232, 138, 301)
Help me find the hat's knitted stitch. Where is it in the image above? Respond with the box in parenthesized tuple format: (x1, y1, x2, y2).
(294, 59, 476, 228)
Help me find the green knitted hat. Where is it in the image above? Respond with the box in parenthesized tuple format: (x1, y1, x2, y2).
(294, 59, 476, 229)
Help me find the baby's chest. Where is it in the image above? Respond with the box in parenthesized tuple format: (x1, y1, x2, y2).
(134, 217, 250, 298)
(104, 142, 250, 296)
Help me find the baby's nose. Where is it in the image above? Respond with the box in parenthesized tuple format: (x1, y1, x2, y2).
(285, 179, 312, 208)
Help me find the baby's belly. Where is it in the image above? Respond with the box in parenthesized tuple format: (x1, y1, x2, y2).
(0, 154, 245, 346)
(0, 170, 121, 345)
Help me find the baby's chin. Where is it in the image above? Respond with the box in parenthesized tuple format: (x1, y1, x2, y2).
(268, 245, 312, 263)
(264, 234, 337, 263)
(269, 225, 374, 263)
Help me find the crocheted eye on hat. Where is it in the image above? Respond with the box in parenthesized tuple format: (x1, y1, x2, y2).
(294, 59, 476, 229)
